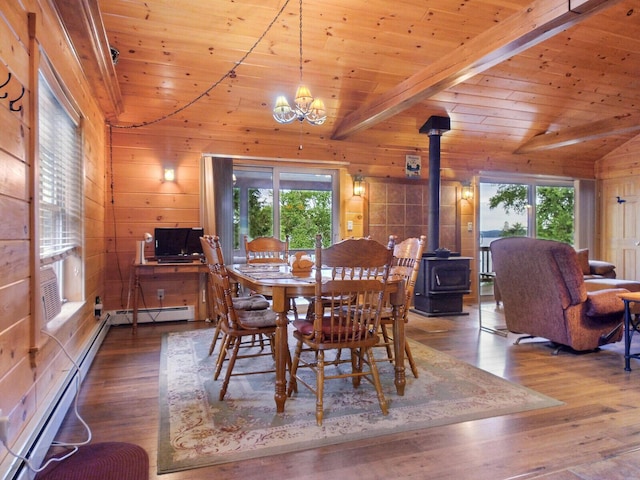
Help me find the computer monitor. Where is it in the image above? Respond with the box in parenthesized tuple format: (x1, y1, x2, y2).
(154, 227, 204, 259)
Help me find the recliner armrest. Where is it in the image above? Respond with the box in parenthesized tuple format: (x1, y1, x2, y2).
(585, 288, 627, 317)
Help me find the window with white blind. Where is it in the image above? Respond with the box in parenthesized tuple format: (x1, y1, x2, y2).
(38, 68, 84, 311)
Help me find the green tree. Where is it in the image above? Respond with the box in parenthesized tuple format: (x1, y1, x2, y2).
(501, 221, 526, 237)
(535, 186, 574, 243)
(489, 184, 574, 243)
(280, 190, 332, 249)
(248, 188, 273, 239)
(233, 188, 273, 248)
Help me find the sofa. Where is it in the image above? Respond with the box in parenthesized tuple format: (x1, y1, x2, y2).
(575, 248, 617, 280)
(490, 237, 628, 352)
(574, 249, 640, 313)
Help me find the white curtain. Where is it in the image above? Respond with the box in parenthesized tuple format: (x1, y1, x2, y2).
(200, 156, 234, 264)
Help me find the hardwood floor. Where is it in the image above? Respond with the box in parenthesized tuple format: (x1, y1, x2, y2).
(52, 304, 640, 479)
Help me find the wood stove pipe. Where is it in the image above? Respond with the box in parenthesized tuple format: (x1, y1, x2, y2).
(419, 115, 451, 253)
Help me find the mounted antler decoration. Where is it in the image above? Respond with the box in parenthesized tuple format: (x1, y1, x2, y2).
(0, 72, 25, 112)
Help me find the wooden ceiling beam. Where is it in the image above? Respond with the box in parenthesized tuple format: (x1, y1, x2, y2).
(515, 114, 640, 153)
(331, 0, 621, 141)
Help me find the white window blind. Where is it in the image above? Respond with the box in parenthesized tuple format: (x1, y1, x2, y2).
(38, 72, 83, 264)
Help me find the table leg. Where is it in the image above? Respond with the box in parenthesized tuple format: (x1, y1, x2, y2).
(392, 305, 406, 395)
(272, 286, 288, 412)
(625, 300, 632, 371)
(132, 272, 140, 334)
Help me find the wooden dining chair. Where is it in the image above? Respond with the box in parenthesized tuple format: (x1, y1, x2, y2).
(287, 234, 395, 425)
(304, 235, 371, 323)
(206, 235, 281, 400)
(201, 235, 271, 359)
(377, 235, 426, 378)
(244, 235, 298, 320)
(244, 235, 289, 264)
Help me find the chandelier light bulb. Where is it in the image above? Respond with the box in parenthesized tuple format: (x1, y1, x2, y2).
(273, 95, 296, 123)
(294, 85, 313, 113)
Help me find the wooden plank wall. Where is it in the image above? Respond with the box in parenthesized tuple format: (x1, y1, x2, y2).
(104, 129, 203, 313)
(0, 0, 106, 459)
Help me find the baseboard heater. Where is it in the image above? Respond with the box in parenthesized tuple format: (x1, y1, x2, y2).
(106, 305, 195, 326)
(3, 318, 110, 480)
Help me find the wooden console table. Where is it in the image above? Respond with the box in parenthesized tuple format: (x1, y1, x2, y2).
(132, 260, 210, 333)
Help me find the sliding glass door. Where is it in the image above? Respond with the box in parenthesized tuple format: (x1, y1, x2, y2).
(233, 166, 338, 258)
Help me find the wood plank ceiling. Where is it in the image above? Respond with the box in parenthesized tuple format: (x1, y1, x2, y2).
(70, 0, 640, 178)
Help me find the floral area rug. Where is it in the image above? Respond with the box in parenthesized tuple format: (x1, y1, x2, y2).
(158, 328, 562, 474)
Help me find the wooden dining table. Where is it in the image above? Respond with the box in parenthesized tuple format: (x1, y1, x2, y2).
(227, 263, 406, 413)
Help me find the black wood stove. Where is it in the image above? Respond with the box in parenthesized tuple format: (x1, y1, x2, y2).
(413, 254, 471, 316)
(412, 115, 472, 316)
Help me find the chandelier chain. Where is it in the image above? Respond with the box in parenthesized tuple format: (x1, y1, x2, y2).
(298, 0, 303, 84)
(273, 0, 327, 126)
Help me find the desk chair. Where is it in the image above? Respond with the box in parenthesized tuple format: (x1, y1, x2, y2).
(288, 234, 395, 425)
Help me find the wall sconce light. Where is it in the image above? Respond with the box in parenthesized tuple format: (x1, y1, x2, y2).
(353, 174, 365, 197)
(163, 168, 175, 182)
(461, 184, 473, 201)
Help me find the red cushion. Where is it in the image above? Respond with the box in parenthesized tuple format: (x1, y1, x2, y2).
(293, 317, 361, 341)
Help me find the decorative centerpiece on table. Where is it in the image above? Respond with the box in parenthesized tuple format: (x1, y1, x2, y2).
(291, 252, 314, 277)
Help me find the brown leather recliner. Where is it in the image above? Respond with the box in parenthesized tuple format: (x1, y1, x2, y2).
(490, 237, 627, 352)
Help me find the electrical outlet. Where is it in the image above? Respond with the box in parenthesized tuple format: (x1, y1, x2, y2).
(0, 409, 8, 444)
(157, 289, 165, 300)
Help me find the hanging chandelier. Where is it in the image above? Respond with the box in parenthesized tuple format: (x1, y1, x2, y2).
(273, 0, 326, 126)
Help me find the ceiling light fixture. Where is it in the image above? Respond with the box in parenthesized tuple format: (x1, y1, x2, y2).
(272, 0, 326, 126)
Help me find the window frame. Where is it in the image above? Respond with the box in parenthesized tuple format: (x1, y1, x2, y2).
(478, 174, 578, 244)
(37, 54, 85, 331)
(233, 165, 340, 257)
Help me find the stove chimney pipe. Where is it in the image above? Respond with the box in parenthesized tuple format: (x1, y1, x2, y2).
(419, 115, 451, 253)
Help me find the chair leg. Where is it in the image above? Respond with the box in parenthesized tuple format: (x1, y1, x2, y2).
(380, 324, 394, 363)
(378, 324, 419, 378)
(214, 333, 232, 380)
(365, 347, 388, 416)
(208, 320, 223, 356)
(287, 340, 303, 397)
(316, 350, 325, 426)
(351, 348, 362, 388)
(405, 341, 419, 378)
(219, 336, 241, 401)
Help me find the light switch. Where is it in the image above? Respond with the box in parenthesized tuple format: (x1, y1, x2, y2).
(467, 222, 473, 232)
(347, 220, 354, 231)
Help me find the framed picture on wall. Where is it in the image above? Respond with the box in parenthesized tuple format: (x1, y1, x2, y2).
(405, 155, 421, 177)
